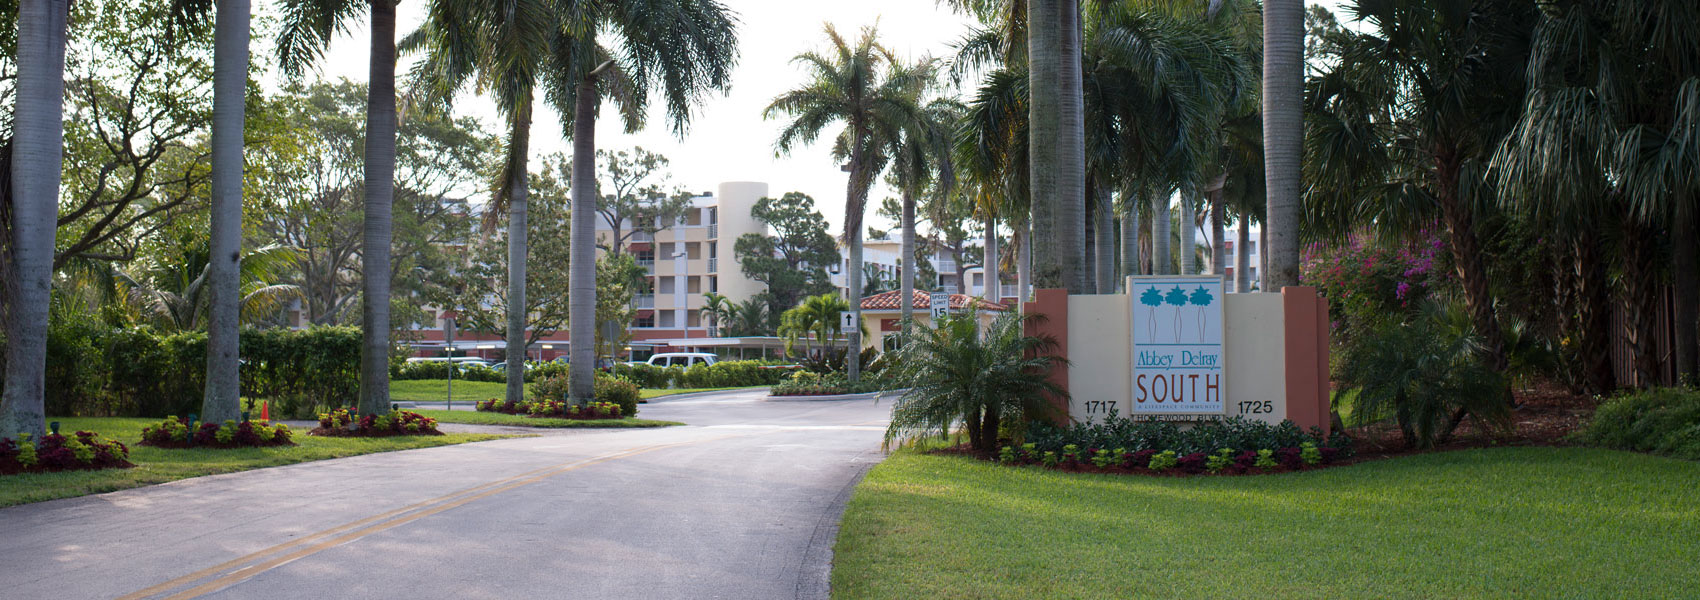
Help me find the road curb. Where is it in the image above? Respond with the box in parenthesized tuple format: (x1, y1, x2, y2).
(765, 389, 909, 402)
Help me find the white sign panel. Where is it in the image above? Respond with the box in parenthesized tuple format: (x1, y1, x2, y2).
(1130, 276, 1226, 415)
(929, 292, 950, 320)
(840, 311, 858, 331)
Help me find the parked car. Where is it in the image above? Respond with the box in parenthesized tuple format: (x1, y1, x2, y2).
(406, 356, 491, 368)
(489, 361, 538, 372)
(645, 352, 719, 368)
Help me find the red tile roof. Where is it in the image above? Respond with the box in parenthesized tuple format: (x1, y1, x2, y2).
(859, 289, 1009, 312)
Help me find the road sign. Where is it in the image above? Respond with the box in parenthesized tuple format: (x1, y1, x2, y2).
(840, 311, 857, 331)
(929, 292, 950, 320)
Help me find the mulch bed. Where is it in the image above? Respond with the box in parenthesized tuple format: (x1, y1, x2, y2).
(1343, 382, 1598, 463)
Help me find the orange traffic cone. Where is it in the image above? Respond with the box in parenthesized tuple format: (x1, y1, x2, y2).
(260, 401, 270, 422)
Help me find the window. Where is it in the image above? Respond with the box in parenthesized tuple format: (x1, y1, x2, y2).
(709, 276, 718, 293)
(688, 277, 702, 294)
(659, 311, 676, 328)
(1247, 241, 1257, 254)
(634, 313, 655, 328)
(972, 273, 984, 286)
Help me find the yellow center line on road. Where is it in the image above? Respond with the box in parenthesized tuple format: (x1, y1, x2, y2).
(120, 435, 738, 600)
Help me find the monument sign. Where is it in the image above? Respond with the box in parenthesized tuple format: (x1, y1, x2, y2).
(1129, 276, 1226, 417)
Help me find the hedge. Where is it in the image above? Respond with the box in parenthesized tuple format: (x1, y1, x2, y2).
(611, 360, 797, 389)
(2, 318, 361, 419)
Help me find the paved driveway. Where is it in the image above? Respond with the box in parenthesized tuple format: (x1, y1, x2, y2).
(0, 389, 894, 599)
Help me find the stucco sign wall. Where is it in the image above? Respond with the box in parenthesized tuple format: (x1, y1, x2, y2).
(1130, 276, 1226, 415)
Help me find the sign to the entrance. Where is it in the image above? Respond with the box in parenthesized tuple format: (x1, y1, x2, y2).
(1130, 276, 1226, 415)
(929, 292, 950, 320)
(840, 311, 858, 331)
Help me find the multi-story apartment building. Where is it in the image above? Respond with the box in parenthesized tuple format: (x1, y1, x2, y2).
(607, 181, 768, 342)
(1222, 224, 1263, 291)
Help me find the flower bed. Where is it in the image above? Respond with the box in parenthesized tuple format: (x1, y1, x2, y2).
(1, 431, 132, 475)
(996, 415, 1356, 477)
(770, 371, 905, 396)
(309, 408, 442, 437)
(475, 398, 625, 420)
(139, 417, 294, 448)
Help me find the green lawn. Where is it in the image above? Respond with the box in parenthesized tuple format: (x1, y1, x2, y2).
(414, 410, 682, 428)
(832, 447, 1700, 599)
(0, 417, 518, 507)
(388, 379, 758, 403)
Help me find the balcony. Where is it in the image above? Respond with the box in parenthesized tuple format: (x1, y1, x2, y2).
(941, 284, 959, 294)
(936, 260, 957, 272)
(708, 257, 718, 272)
(633, 294, 655, 308)
(999, 284, 1019, 299)
(630, 230, 654, 242)
(707, 223, 718, 239)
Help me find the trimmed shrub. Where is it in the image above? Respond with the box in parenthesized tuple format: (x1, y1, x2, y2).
(770, 370, 905, 396)
(523, 374, 640, 417)
(140, 417, 294, 448)
(1, 432, 131, 475)
(312, 408, 442, 437)
(1578, 388, 1700, 460)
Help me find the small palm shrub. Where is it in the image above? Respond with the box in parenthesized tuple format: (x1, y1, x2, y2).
(1577, 388, 1700, 460)
(884, 309, 1067, 455)
(1335, 305, 1509, 448)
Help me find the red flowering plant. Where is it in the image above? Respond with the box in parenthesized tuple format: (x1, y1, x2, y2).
(2, 431, 132, 475)
(310, 408, 442, 437)
(1301, 230, 1456, 337)
(140, 417, 294, 449)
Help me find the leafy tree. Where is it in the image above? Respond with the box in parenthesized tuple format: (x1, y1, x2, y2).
(590, 147, 691, 255)
(594, 253, 648, 360)
(765, 24, 932, 383)
(734, 192, 837, 319)
(437, 174, 573, 354)
(885, 309, 1066, 455)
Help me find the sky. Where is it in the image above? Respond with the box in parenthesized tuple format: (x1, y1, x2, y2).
(295, 0, 979, 235)
(285, 0, 1352, 236)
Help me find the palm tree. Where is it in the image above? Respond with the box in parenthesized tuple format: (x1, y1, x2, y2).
(563, 0, 738, 403)
(701, 292, 734, 336)
(1262, 0, 1303, 290)
(887, 95, 960, 338)
(1492, 0, 1700, 387)
(199, 0, 252, 424)
(765, 24, 928, 384)
(1305, 0, 1538, 373)
(115, 243, 305, 332)
(779, 293, 850, 359)
(885, 308, 1066, 455)
(1, 0, 70, 440)
(1026, 0, 1085, 292)
(276, 0, 403, 418)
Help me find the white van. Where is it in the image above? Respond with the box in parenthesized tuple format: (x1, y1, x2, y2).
(646, 352, 719, 368)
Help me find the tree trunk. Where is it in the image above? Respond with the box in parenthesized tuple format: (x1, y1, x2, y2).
(977, 402, 1002, 456)
(1672, 204, 1698, 384)
(1, 0, 68, 440)
(1435, 157, 1507, 373)
(1027, 0, 1058, 289)
(503, 101, 533, 405)
(358, 0, 397, 418)
(1094, 183, 1114, 293)
(983, 216, 999, 302)
(1061, 0, 1085, 292)
(1234, 219, 1250, 292)
(1259, 226, 1269, 290)
(1262, 0, 1303, 289)
(1151, 190, 1171, 275)
(202, 0, 250, 424)
(1119, 200, 1137, 291)
(1016, 221, 1031, 305)
(845, 153, 873, 384)
(1619, 219, 1660, 387)
(1573, 233, 1616, 392)
(1180, 188, 1197, 274)
(952, 244, 968, 297)
(569, 80, 598, 401)
(1209, 189, 1225, 276)
(900, 187, 915, 339)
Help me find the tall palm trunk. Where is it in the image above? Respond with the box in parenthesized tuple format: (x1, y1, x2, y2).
(1119, 203, 1137, 290)
(1234, 220, 1250, 292)
(1262, 0, 1303, 289)
(1619, 219, 1660, 387)
(569, 80, 599, 401)
(1673, 205, 1698, 383)
(845, 152, 873, 384)
(1094, 183, 1113, 293)
(900, 187, 915, 338)
(1259, 226, 1269, 290)
(1209, 190, 1225, 275)
(1060, 0, 1085, 291)
(1, 0, 68, 440)
(1151, 190, 1171, 275)
(983, 216, 999, 302)
(1435, 156, 1507, 372)
(1028, 0, 1067, 290)
(202, 0, 250, 424)
(358, 0, 397, 418)
(503, 101, 532, 406)
(1016, 221, 1031, 305)
(1179, 189, 1196, 274)
(1573, 233, 1615, 393)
